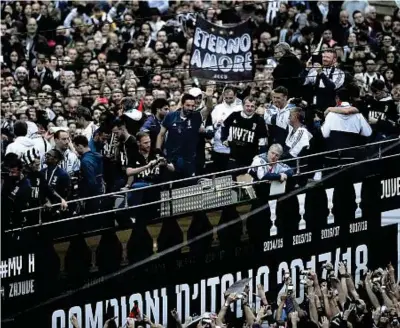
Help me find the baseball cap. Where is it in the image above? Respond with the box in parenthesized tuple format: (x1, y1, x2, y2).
(188, 87, 202, 98)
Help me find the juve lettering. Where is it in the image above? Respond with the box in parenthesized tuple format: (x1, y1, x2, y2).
(381, 177, 400, 199)
(8, 280, 35, 298)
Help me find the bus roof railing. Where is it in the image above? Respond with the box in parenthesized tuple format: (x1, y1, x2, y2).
(18, 137, 400, 214)
(5, 137, 396, 213)
(5, 149, 400, 233)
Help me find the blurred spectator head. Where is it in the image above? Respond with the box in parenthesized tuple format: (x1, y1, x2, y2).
(336, 88, 351, 103)
(274, 42, 290, 60)
(393, 19, 400, 34)
(54, 130, 70, 151)
(121, 97, 136, 112)
(365, 6, 377, 20)
(365, 59, 376, 73)
(272, 86, 288, 108)
(22, 147, 41, 171)
(371, 80, 387, 100)
(223, 87, 236, 105)
(73, 135, 89, 156)
(14, 120, 28, 137)
(322, 49, 337, 67)
(289, 107, 305, 126)
(26, 18, 37, 35)
(77, 106, 92, 126)
(151, 98, 169, 118)
(189, 87, 203, 107)
(267, 143, 283, 163)
(301, 26, 314, 41)
(136, 131, 151, 152)
(243, 96, 257, 117)
(45, 149, 63, 167)
(383, 15, 392, 29)
(339, 10, 349, 25)
(392, 84, 400, 102)
(181, 93, 196, 117)
(3, 153, 23, 177)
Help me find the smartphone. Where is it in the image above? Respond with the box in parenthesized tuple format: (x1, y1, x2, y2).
(312, 54, 321, 64)
(98, 97, 108, 104)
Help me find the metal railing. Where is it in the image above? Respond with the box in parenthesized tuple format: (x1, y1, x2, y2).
(20, 138, 399, 213)
(4, 137, 400, 233)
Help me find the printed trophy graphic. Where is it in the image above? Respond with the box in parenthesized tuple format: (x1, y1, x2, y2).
(209, 213, 222, 247)
(116, 230, 130, 266)
(147, 223, 163, 254)
(85, 235, 101, 272)
(56, 241, 71, 277)
(177, 217, 192, 253)
(297, 194, 306, 230)
(354, 182, 363, 219)
(325, 188, 335, 225)
(269, 199, 278, 236)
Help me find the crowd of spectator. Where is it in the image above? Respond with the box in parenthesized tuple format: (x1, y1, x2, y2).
(1, 0, 400, 230)
(68, 262, 400, 328)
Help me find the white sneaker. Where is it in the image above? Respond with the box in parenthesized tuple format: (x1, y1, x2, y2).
(313, 171, 322, 181)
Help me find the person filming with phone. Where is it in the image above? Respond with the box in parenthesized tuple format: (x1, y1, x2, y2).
(123, 132, 174, 218)
(302, 49, 345, 110)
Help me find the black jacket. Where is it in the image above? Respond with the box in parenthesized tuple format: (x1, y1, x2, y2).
(272, 53, 303, 97)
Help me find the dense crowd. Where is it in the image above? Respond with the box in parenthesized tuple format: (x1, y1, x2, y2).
(68, 262, 400, 328)
(1, 0, 400, 229)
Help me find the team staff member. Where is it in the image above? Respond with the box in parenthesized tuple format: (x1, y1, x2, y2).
(249, 143, 294, 182)
(302, 49, 345, 109)
(321, 88, 372, 173)
(41, 149, 70, 200)
(156, 94, 208, 180)
(73, 135, 104, 214)
(283, 107, 313, 159)
(112, 118, 137, 190)
(211, 87, 243, 172)
(140, 98, 170, 150)
(22, 148, 68, 225)
(125, 132, 174, 206)
(221, 96, 268, 169)
(264, 86, 295, 147)
(41, 130, 80, 176)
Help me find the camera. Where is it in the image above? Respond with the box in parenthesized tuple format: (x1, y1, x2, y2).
(300, 270, 311, 275)
(372, 277, 381, 283)
(322, 263, 334, 271)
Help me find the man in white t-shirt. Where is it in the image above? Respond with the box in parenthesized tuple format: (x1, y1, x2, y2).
(211, 87, 243, 172)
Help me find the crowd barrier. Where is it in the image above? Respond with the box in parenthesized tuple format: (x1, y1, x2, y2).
(1, 138, 400, 328)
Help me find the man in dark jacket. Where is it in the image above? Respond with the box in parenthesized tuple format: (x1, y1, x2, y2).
(29, 55, 56, 87)
(272, 42, 304, 98)
(73, 135, 104, 215)
(24, 18, 49, 63)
